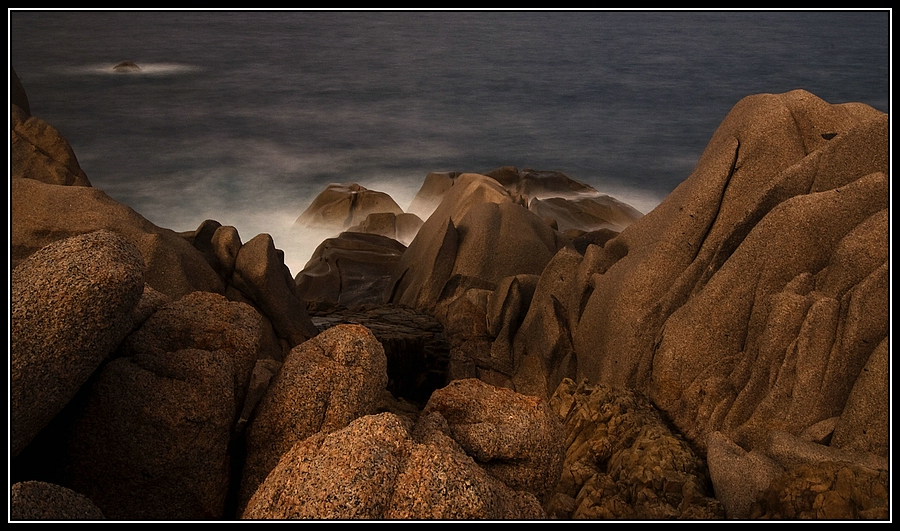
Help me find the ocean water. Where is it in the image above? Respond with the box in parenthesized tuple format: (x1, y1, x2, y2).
(9, 10, 891, 275)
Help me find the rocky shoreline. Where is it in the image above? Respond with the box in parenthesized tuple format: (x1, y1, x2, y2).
(10, 65, 889, 520)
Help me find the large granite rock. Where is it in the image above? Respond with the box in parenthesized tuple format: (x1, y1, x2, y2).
(58, 347, 236, 520)
(242, 379, 560, 520)
(54, 291, 274, 520)
(240, 324, 389, 512)
(387, 173, 564, 315)
(419, 378, 565, 503)
(11, 230, 145, 457)
(503, 91, 889, 468)
(12, 112, 92, 187)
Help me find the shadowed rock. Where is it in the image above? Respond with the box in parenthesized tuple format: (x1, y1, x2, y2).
(11, 230, 144, 457)
(59, 347, 236, 520)
(232, 233, 320, 348)
(749, 461, 889, 520)
(10, 481, 105, 520)
(347, 211, 424, 246)
(112, 60, 141, 73)
(295, 231, 407, 307)
(243, 379, 558, 520)
(12, 113, 91, 187)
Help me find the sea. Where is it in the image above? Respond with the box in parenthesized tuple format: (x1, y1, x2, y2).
(9, 10, 891, 276)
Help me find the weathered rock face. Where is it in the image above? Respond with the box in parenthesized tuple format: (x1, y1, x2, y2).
(240, 324, 389, 512)
(243, 379, 561, 520)
(11, 230, 145, 457)
(58, 347, 236, 520)
(749, 461, 889, 520)
(11, 177, 224, 299)
(546, 379, 724, 520)
(295, 231, 408, 308)
(527, 195, 643, 233)
(12, 112, 92, 187)
(293, 182, 404, 231)
(119, 290, 274, 412)
(503, 90, 889, 466)
(10, 481, 105, 521)
(420, 378, 566, 503)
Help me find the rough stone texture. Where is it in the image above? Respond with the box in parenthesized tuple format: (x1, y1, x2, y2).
(232, 232, 320, 347)
(705, 431, 785, 520)
(10, 481, 105, 521)
(243, 413, 412, 520)
(830, 337, 890, 457)
(749, 461, 889, 520)
(293, 182, 404, 231)
(500, 91, 888, 462)
(11, 177, 224, 299)
(546, 379, 724, 520)
(240, 324, 389, 512)
(11, 230, 145, 457)
(295, 231, 407, 307)
(58, 347, 236, 520)
(243, 410, 546, 520)
(419, 378, 566, 503)
(11, 110, 91, 186)
(120, 290, 273, 412)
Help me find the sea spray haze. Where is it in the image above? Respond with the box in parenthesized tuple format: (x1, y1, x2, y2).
(9, 10, 890, 275)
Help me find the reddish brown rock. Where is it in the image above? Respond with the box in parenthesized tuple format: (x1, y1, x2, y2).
(12, 113, 91, 187)
(11, 230, 144, 457)
(420, 378, 565, 503)
(59, 347, 236, 520)
(239, 324, 389, 511)
(10, 481, 105, 520)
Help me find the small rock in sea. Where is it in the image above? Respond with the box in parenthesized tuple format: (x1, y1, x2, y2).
(112, 60, 141, 73)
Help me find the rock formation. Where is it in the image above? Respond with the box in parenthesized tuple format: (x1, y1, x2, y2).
(242, 379, 564, 520)
(239, 324, 389, 512)
(295, 231, 408, 307)
(293, 182, 403, 232)
(500, 90, 888, 461)
(10, 69, 889, 521)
